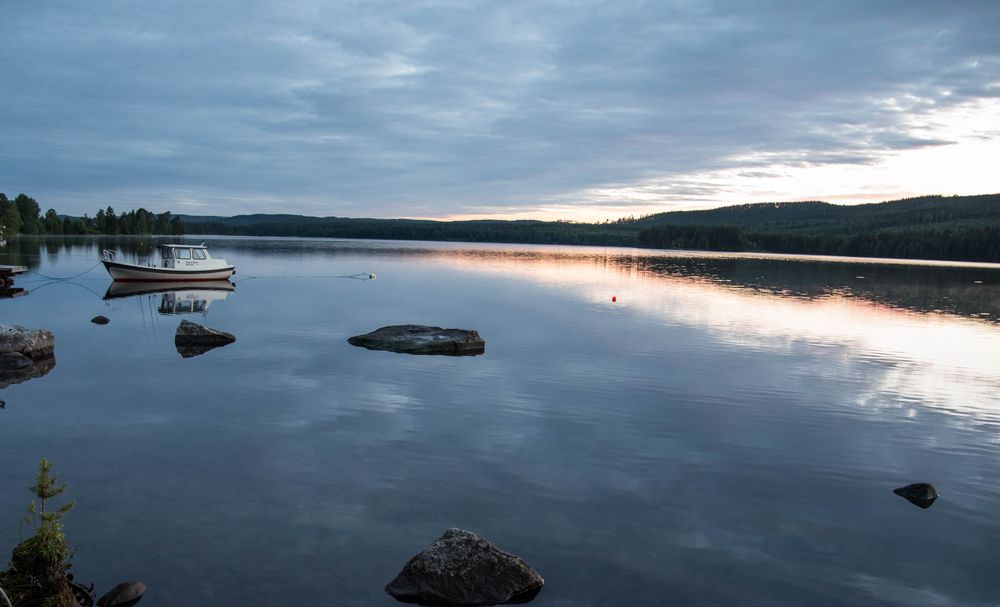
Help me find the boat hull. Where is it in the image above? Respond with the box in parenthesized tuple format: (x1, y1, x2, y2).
(103, 260, 236, 282)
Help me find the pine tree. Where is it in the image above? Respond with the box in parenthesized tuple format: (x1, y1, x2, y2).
(0, 459, 76, 607)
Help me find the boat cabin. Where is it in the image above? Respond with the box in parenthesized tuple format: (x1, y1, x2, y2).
(158, 244, 215, 269)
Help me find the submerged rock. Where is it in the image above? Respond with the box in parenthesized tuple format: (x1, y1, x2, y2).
(96, 581, 145, 607)
(0, 351, 33, 370)
(175, 345, 225, 359)
(174, 320, 235, 357)
(893, 483, 939, 509)
(0, 355, 56, 388)
(348, 325, 485, 356)
(91, 315, 110, 325)
(386, 528, 543, 606)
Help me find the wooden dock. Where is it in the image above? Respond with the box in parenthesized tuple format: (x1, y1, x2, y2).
(0, 264, 27, 290)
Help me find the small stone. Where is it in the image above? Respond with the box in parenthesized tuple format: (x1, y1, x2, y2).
(893, 483, 939, 509)
(91, 316, 110, 325)
(97, 581, 145, 607)
(386, 528, 543, 606)
(348, 325, 485, 356)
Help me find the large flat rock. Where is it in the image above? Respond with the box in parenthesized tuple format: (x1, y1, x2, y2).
(0, 324, 55, 359)
(348, 325, 485, 356)
(0, 324, 56, 388)
(386, 528, 543, 606)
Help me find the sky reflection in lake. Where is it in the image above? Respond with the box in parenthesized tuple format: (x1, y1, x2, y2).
(1, 237, 999, 606)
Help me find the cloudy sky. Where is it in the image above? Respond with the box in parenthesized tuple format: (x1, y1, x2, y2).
(1, 0, 998, 220)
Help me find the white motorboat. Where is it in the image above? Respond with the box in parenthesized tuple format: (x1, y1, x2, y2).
(102, 244, 235, 282)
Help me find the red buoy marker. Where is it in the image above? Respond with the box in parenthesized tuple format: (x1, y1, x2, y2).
(612, 296, 617, 302)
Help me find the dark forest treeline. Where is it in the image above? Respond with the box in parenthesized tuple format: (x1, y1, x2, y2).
(0, 192, 184, 238)
(5, 191, 1000, 262)
(182, 193, 1000, 262)
(633, 194, 1000, 262)
(636, 223, 1000, 261)
(627, 194, 1000, 230)
(183, 216, 638, 247)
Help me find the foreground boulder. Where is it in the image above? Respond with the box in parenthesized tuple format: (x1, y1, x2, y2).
(175, 320, 235, 358)
(97, 581, 146, 607)
(386, 528, 543, 606)
(0, 324, 56, 388)
(348, 325, 485, 356)
(893, 483, 939, 509)
(91, 315, 110, 325)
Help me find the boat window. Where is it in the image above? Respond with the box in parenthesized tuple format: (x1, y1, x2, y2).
(176, 248, 192, 259)
(192, 249, 207, 260)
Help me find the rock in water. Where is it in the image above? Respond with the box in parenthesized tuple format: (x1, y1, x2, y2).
(0, 324, 55, 359)
(174, 320, 235, 357)
(0, 324, 57, 388)
(893, 483, 939, 508)
(91, 315, 110, 325)
(348, 325, 485, 356)
(96, 581, 145, 607)
(385, 528, 543, 606)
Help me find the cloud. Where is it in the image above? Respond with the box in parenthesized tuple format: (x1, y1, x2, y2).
(0, 0, 998, 218)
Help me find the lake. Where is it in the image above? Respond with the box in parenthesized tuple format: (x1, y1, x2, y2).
(2, 236, 999, 606)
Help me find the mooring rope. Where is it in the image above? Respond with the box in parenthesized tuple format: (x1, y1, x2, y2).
(232, 272, 375, 283)
(26, 279, 105, 298)
(22, 261, 104, 282)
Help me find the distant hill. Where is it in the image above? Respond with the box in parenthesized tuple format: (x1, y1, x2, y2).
(178, 213, 316, 226)
(632, 194, 1000, 261)
(181, 194, 1000, 262)
(631, 194, 1000, 232)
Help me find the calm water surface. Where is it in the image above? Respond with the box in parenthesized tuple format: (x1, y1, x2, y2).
(2, 236, 999, 606)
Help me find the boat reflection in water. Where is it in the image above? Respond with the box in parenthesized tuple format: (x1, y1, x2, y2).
(103, 280, 237, 358)
(104, 280, 235, 315)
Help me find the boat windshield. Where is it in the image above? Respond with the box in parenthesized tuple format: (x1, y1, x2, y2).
(176, 249, 191, 259)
